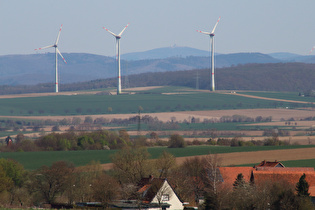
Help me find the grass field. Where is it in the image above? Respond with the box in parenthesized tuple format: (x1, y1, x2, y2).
(1, 87, 315, 171)
(278, 159, 315, 167)
(1, 145, 314, 170)
(240, 91, 315, 103)
(240, 159, 315, 168)
(0, 89, 311, 116)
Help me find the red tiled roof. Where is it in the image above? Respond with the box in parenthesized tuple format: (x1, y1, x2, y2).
(137, 177, 166, 202)
(310, 186, 315, 197)
(218, 167, 254, 189)
(253, 171, 315, 186)
(218, 165, 315, 197)
(255, 160, 284, 168)
(253, 171, 315, 196)
(138, 184, 151, 193)
(255, 167, 314, 172)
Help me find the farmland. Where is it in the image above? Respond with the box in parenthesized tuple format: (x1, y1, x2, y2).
(240, 91, 315, 103)
(1, 145, 315, 170)
(0, 88, 314, 116)
(0, 86, 315, 171)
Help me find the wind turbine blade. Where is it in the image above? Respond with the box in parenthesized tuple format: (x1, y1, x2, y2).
(34, 45, 55, 51)
(55, 24, 63, 45)
(211, 16, 221, 34)
(103, 27, 118, 37)
(197, 30, 211, 35)
(56, 48, 67, 64)
(309, 46, 315, 54)
(118, 23, 130, 36)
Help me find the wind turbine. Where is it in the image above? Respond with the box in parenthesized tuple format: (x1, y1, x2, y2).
(35, 24, 67, 93)
(309, 46, 315, 54)
(103, 23, 129, 95)
(197, 17, 221, 91)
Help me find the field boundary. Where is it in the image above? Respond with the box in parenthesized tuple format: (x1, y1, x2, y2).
(224, 92, 313, 104)
(97, 147, 315, 170)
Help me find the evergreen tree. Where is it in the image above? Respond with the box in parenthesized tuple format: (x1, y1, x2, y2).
(296, 173, 310, 197)
(233, 173, 246, 189)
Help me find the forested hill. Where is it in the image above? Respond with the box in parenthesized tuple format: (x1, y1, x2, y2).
(0, 51, 308, 86)
(0, 62, 314, 94)
(124, 62, 315, 92)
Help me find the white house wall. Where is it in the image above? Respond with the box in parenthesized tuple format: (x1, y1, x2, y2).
(151, 181, 183, 210)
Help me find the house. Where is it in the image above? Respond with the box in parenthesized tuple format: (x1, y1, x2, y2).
(111, 176, 183, 210)
(254, 160, 285, 168)
(217, 160, 315, 202)
(137, 176, 184, 210)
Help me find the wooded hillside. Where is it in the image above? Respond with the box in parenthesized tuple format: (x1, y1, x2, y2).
(0, 62, 314, 94)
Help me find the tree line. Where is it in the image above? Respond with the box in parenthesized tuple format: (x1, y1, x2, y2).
(0, 148, 313, 209)
(1, 128, 297, 153)
(0, 114, 274, 134)
(1, 62, 315, 94)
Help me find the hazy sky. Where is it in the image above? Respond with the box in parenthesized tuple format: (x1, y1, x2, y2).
(1, 0, 314, 56)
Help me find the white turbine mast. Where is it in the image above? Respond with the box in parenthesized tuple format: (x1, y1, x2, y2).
(309, 46, 315, 55)
(103, 23, 129, 95)
(197, 17, 221, 91)
(35, 24, 67, 93)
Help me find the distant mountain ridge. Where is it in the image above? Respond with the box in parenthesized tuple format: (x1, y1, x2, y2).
(121, 46, 211, 60)
(1, 62, 315, 95)
(0, 46, 314, 86)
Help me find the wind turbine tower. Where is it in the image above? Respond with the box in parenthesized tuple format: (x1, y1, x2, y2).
(309, 46, 315, 54)
(103, 23, 129, 95)
(197, 17, 221, 91)
(35, 24, 67, 93)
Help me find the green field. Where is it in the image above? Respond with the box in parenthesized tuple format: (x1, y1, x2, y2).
(1, 145, 314, 170)
(278, 159, 315, 168)
(241, 91, 315, 103)
(240, 159, 315, 168)
(0, 89, 311, 116)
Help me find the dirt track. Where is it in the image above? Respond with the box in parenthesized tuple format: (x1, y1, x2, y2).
(1, 88, 315, 170)
(225, 92, 313, 104)
(1, 88, 314, 122)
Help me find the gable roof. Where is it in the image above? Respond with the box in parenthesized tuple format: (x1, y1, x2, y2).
(138, 177, 166, 203)
(255, 167, 314, 172)
(255, 160, 285, 168)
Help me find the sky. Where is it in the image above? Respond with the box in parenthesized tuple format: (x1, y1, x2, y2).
(1, 0, 315, 57)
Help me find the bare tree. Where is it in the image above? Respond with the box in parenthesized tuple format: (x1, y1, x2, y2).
(202, 154, 222, 195)
(92, 173, 121, 207)
(155, 151, 176, 178)
(31, 161, 74, 204)
(112, 147, 152, 184)
(168, 156, 205, 206)
(201, 154, 223, 210)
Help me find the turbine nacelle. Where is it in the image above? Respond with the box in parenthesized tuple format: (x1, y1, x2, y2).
(34, 24, 66, 92)
(197, 17, 221, 92)
(103, 23, 129, 95)
(103, 23, 129, 40)
(197, 17, 221, 38)
(309, 46, 315, 55)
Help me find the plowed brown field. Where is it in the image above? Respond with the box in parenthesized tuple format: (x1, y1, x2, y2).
(100, 147, 315, 170)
